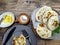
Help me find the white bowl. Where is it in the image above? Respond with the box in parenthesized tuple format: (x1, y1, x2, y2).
(0, 12, 15, 28)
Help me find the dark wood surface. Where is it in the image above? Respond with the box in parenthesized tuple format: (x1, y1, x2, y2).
(0, 0, 60, 45)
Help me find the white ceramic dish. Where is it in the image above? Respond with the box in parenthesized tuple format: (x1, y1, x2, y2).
(0, 12, 15, 28)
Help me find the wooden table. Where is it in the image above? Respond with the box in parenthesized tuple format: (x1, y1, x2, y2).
(0, 0, 60, 45)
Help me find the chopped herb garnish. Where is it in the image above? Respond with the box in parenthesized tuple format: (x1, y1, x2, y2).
(52, 24, 60, 36)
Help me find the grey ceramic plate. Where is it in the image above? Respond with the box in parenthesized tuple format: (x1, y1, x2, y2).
(2, 25, 37, 45)
(31, 8, 60, 40)
(31, 8, 39, 29)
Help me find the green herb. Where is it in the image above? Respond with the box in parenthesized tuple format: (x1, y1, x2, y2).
(52, 24, 60, 36)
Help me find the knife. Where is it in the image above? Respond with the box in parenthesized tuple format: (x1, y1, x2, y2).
(22, 30, 32, 45)
(3, 27, 16, 45)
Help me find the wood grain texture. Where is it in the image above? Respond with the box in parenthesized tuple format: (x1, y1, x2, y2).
(46, 40, 60, 45)
(0, 0, 60, 45)
(37, 40, 45, 45)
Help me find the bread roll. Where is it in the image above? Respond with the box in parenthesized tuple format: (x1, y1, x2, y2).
(36, 6, 52, 22)
(48, 16, 59, 31)
(12, 34, 26, 45)
(36, 23, 52, 39)
(43, 10, 58, 24)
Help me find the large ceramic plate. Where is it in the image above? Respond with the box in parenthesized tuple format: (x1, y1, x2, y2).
(2, 25, 37, 45)
(31, 8, 60, 39)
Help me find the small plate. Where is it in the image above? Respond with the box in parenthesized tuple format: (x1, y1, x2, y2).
(0, 12, 15, 28)
(2, 25, 37, 45)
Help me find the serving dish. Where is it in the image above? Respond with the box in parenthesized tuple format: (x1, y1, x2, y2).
(31, 6, 60, 39)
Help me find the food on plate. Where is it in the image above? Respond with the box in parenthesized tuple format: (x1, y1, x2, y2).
(31, 6, 59, 39)
(0, 12, 15, 28)
(12, 34, 26, 45)
(48, 16, 59, 31)
(36, 23, 52, 39)
(43, 10, 58, 24)
(2, 15, 12, 23)
(17, 13, 30, 24)
(36, 6, 52, 22)
(36, 14, 42, 22)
